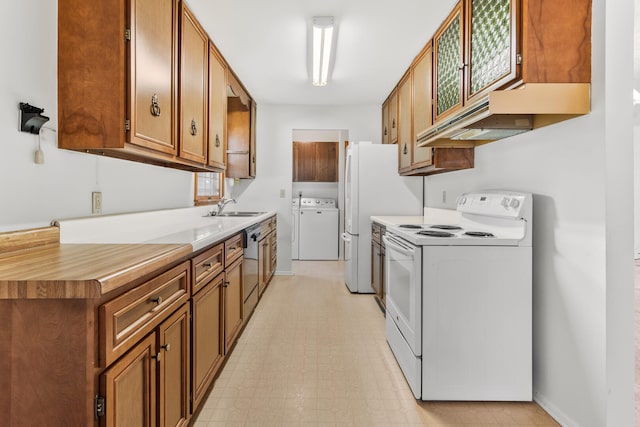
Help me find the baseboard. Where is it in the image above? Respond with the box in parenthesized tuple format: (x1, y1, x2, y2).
(274, 270, 293, 276)
(534, 391, 580, 427)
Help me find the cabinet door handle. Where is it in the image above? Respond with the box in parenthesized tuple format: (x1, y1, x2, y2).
(161, 343, 171, 352)
(215, 134, 220, 147)
(403, 143, 408, 155)
(203, 262, 213, 268)
(384, 127, 387, 136)
(190, 119, 197, 136)
(392, 119, 396, 129)
(252, 154, 255, 164)
(149, 296, 163, 305)
(223, 281, 230, 287)
(152, 353, 162, 361)
(458, 63, 468, 71)
(150, 93, 161, 117)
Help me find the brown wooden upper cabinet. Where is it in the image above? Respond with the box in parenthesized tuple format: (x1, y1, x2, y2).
(381, 100, 390, 144)
(180, 4, 208, 165)
(389, 90, 399, 144)
(397, 73, 412, 173)
(292, 142, 339, 182)
(411, 43, 434, 169)
(208, 43, 227, 170)
(433, 2, 464, 123)
(226, 73, 257, 179)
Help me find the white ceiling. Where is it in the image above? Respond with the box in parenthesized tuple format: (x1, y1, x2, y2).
(188, 0, 457, 105)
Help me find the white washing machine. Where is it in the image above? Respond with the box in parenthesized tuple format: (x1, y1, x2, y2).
(292, 198, 300, 259)
(299, 198, 339, 260)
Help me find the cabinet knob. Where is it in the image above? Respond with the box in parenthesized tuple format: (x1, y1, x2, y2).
(152, 353, 162, 361)
(161, 343, 171, 352)
(215, 134, 220, 147)
(392, 119, 396, 129)
(190, 119, 197, 136)
(150, 93, 161, 117)
(150, 296, 163, 305)
(403, 143, 408, 155)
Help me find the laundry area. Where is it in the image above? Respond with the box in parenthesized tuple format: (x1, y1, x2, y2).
(291, 129, 344, 261)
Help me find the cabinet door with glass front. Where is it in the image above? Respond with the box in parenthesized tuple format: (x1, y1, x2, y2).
(465, 0, 519, 104)
(433, 2, 464, 123)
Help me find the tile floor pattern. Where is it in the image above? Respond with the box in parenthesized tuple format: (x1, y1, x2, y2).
(194, 261, 559, 426)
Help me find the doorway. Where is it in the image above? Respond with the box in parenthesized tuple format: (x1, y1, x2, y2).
(291, 129, 348, 261)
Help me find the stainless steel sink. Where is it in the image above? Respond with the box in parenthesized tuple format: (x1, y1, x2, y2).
(209, 211, 266, 217)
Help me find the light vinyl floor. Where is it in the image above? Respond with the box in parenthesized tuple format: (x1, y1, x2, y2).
(194, 261, 559, 427)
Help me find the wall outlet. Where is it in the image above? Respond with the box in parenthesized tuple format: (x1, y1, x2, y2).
(280, 189, 285, 198)
(92, 191, 102, 214)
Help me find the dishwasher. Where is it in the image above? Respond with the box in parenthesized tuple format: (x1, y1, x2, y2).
(242, 223, 261, 317)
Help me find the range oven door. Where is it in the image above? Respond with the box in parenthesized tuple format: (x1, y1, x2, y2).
(383, 233, 422, 356)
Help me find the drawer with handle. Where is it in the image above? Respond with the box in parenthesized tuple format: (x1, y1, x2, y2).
(225, 233, 243, 267)
(192, 243, 224, 294)
(100, 261, 190, 367)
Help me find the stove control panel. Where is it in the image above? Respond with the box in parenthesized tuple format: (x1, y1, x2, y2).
(457, 191, 529, 218)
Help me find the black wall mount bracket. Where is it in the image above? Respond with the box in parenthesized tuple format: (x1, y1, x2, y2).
(19, 102, 50, 134)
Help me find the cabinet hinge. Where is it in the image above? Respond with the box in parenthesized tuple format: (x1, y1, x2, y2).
(125, 120, 131, 131)
(516, 54, 522, 65)
(125, 29, 131, 41)
(95, 395, 106, 419)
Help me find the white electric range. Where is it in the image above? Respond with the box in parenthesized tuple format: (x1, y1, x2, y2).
(384, 190, 533, 401)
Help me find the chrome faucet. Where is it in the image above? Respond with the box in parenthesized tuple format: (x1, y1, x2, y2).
(215, 197, 236, 215)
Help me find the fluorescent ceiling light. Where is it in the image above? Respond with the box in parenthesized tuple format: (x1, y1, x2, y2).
(312, 17, 334, 86)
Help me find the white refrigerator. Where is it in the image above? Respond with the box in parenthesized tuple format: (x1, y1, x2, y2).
(342, 142, 423, 293)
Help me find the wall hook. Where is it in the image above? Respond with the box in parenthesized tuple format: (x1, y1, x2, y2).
(19, 102, 50, 134)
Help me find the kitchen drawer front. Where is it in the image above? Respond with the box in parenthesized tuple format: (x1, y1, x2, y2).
(260, 216, 276, 236)
(192, 243, 224, 294)
(224, 233, 243, 267)
(100, 261, 190, 367)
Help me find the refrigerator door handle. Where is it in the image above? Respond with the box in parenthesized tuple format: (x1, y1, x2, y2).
(341, 232, 351, 243)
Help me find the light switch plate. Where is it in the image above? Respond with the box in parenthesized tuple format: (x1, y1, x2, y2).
(92, 192, 102, 214)
(280, 189, 285, 198)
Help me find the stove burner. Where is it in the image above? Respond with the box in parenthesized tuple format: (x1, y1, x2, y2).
(464, 231, 495, 238)
(418, 230, 455, 238)
(399, 224, 423, 229)
(429, 225, 463, 231)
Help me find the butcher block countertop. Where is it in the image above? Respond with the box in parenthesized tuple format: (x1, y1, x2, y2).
(0, 242, 192, 299)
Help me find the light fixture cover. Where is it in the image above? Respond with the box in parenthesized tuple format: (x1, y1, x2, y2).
(312, 16, 334, 86)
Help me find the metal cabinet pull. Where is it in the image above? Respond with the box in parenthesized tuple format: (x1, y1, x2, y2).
(150, 94, 161, 117)
(384, 127, 387, 136)
(392, 119, 396, 129)
(152, 353, 161, 361)
(403, 143, 408, 155)
(215, 134, 220, 147)
(203, 262, 213, 268)
(190, 119, 197, 136)
(150, 296, 163, 305)
(161, 343, 171, 352)
(223, 281, 230, 287)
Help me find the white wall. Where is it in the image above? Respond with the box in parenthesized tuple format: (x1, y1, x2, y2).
(0, 1, 194, 232)
(228, 104, 379, 274)
(424, 0, 634, 425)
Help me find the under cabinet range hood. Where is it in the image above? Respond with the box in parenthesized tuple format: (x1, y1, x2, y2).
(417, 83, 591, 147)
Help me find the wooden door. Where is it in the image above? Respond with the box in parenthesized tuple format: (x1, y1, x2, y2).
(382, 101, 390, 144)
(389, 90, 398, 143)
(208, 44, 227, 169)
(191, 273, 224, 409)
(179, 4, 208, 163)
(397, 74, 412, 172)
(292, 142, 315, 181)
(129, 0, 178, 155)
(433, 1, 464, 123)
(465, 0, 519, 104)
(411, 44, 434, 169)
(224, 257, 244, 352)
(101, 334, 156, 427)
(158, 305, 190, 427)
(315, 142, 338, 182)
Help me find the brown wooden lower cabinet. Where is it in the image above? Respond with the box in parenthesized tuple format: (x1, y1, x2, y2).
(371, 223, 386, 310)
(258, 216, 277, 296)
(101, 303, 190, 427)
(224, 256, 244, 353)
(191, 272, 224, 410)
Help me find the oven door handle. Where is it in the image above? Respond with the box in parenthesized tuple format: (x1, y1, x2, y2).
(382, 235, 416, 257)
